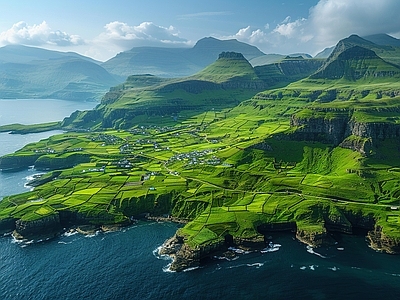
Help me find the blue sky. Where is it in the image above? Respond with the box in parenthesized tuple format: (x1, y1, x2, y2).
(1, 0, 400, 61)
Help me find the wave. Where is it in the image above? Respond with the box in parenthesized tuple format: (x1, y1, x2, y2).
(261, 242, 281, 253)
(306, 245, 326, 258)
(299, 265, 319, 271)
(58, 241, 73, 245)
(63, 230, 78, 237)
(213, 255, 239, 261)
(84, 231, 101, 238)
(162, 263, 176, 273)
(227, 246, 251, 254)
(183, 266, 201, 272)
(152, 246, 172, 261)
(227, 262, 265, 269)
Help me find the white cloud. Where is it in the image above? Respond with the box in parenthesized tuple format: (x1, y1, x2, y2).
(87, 21, 192, 61)
(309, 0, 400, 47)
(229, 0, 400, 55)
(224, 26, 271, 48)
(273, 17, 307, 39)
(97, 21, 191, 48)
(0, 21, 84, 47)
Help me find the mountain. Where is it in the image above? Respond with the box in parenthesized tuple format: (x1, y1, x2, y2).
(315, 34, 400, 60)
(314, 46, 335, 59)
(0, 45, 118, 101)
(101, 37, 266, 78)
(0, 44, 99, 64)
(185, 37, 265, 66)
(315, 34, 400, 66)
(254, 56, 323, 86)
(63, 52, 272, 129)
(65, 51, 329, 130)
(310, 45, 400, 81)
(363, 33, 400, 47)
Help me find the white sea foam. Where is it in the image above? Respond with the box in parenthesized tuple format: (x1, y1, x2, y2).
(213, 255, 239, 261)
(306, 246, 326, 258)
(227, 247, 251, 254)
(309, 265, 318, 271)
(63, 230, 78, 237)
(58, 241, 72, 245)
(84, 231, 100, 238)
(162, 263, 176, 273)
(246, 262, 264, 268)
(261, 242, 281, 253)
(183, 266, 201, 272)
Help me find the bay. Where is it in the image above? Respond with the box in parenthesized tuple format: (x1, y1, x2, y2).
(1, 99, 400, 299)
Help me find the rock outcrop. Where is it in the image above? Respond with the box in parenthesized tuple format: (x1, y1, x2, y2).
(290, 112, 400, 151)
(13, 214, 62, 240)
(159, 234, 201, 272)
(0, 154, 41, 171)
(367, 225, 400, 254)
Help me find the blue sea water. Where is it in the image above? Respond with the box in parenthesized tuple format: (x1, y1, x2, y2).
(1, 100, 400, 299)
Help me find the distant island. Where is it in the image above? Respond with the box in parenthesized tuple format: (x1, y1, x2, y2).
(2, 34, 400, 271)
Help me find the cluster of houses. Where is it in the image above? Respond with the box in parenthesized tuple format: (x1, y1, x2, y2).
(167, 149, 221, 166)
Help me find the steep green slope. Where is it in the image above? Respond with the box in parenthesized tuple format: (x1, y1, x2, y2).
(64, 52, 325, 131)
(63, 52, 271, 130)
(254, 57, 323, 87)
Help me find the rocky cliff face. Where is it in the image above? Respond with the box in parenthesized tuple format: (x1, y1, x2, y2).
(290, 112, 400, 151)
(367, 225, 400, 254)
(159, 234, 201, 271)
(14, 214, 62, 240)
(0, 154, 41, 171)
(290, 114, 349, 145)
(0, 217, 17, 234)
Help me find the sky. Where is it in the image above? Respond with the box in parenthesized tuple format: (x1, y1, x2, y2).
(0, 0, 400, 61)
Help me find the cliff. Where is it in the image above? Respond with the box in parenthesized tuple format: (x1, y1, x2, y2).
(290, 110, 400, 152)
(13, 214, 62, 241)
(367, 225, 400, 254)
(0, 153, 41, 171)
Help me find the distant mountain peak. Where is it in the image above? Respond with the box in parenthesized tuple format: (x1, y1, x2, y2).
(310, 44, 400, 81)
(363, 33, 400, 47)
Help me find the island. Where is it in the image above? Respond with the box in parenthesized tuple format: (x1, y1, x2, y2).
(2, 36, 400, 271)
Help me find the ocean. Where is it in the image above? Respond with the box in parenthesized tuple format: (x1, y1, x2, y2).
(1, 99, 400, 299)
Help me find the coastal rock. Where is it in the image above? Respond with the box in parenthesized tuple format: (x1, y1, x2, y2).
(159, 234, 201, 272)
(14, 214, 62, 240)
(0, 217, 17, 235)
(367, 225, 400, 254)
(296, 228, 330, 247)
(0, 154, 41, 171)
